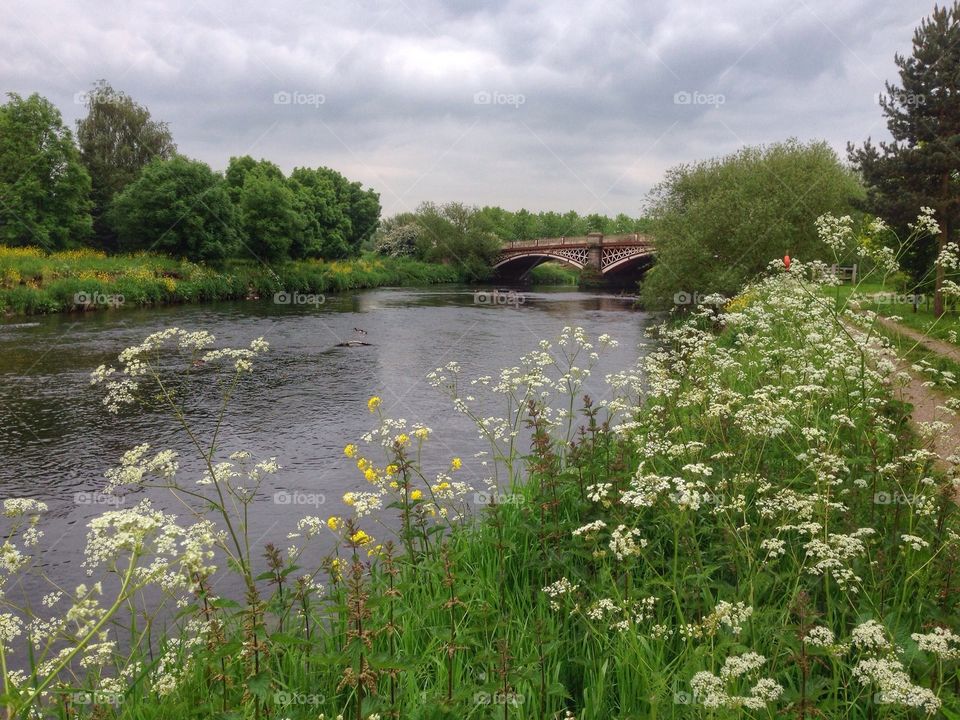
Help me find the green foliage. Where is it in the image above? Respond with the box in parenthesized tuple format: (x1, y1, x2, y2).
(0, 93, 92, 249)
(287, 166, 353, 259)
(640, 139, 863, 308)
(528, 262, 579, 285)
(470, 206, 649, 241)
(408, 202, 502, 281)
(848, 2, 960, 307)
(223, 159, 381, 262)
(75, 80, 176, 247)
(0, 245, 464, 315)
(234, 163, 301, 262)
(107, 155, 239, 262)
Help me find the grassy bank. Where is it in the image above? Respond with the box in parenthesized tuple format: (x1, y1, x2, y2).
(828, 280, 960, 345)
(3, 264, 958, 719)
(0, 246, 469, 316)
(0, 247, 582, 316)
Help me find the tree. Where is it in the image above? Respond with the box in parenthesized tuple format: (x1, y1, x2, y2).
(343, 178, 381, 250)
(377, 202, 500, 279)
(560, 210, 587, 236)
(584, 213, 612, 233)
(512, 209, 538, 240)
(375, 222, 421, 257)
(536, 211, 566, 238)
(641, 139, 863, 309)
(0, 93, 92, 248)
(76, 80, 176, 247)
(848, 3, 960, 315)
(287, 167, 352, 259)
(237, 168, 301, 262)
(473, 206, 516, 240)
(108, 155, 238, 262)
(225, 156, 283, 203)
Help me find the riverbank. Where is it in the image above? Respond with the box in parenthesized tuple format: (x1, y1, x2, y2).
(4, 267, 957, 719)
(0, 245, 579, 316)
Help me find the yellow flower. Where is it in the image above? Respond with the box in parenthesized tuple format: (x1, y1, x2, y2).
(389, 481, 399, 489)
(343, 492, 356, 506)
(367, 543, 383, 558)
(330, 558, 342, 581)
(413, 427, 430, 440)
(350, 529, 373, 546)
(410, 489, 423, 501)
(344, 444, 358, 458)
(364, 468, 377, 483)
(431, 481, 450, 493)
(357, 458, 371, 472)
(327, 516, 342, 531)
(395, 433, 410, 447)
(385, 464, 398, 476)
(450, 457, 462, 471)
(367, 396, 382, 412)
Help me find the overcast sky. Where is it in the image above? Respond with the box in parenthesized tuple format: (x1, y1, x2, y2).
(0, 0, 934, 217)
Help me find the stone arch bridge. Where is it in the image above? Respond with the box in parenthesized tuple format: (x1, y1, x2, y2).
(493, 232, 655, 281)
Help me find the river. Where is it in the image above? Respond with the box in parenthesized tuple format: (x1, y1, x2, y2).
(0, 285, 655, 604)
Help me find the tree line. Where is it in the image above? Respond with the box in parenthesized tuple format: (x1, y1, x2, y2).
(0, 81, 381, 263)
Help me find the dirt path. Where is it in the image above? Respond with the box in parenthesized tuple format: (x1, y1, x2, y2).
(874, 315, 960, 364)
(872, 316, 960, 471)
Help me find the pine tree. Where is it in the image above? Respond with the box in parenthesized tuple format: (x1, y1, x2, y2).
(848, 3, 960, 316)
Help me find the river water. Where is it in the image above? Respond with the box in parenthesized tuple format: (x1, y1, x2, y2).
(0, 285, 655, 604)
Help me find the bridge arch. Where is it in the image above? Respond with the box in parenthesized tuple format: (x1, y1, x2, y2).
(493, 233, 656, 281)
(491, 250, 588, 275)
(601, 249, 656, 275)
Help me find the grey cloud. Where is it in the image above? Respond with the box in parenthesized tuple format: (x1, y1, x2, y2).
(0, 0, 932, 216)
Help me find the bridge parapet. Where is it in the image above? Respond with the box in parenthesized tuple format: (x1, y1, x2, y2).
(494, 232, 655, 277)
(501, 233, 653, 250)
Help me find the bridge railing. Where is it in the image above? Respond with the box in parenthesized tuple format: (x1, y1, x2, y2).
(501, 233, 650, 249)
